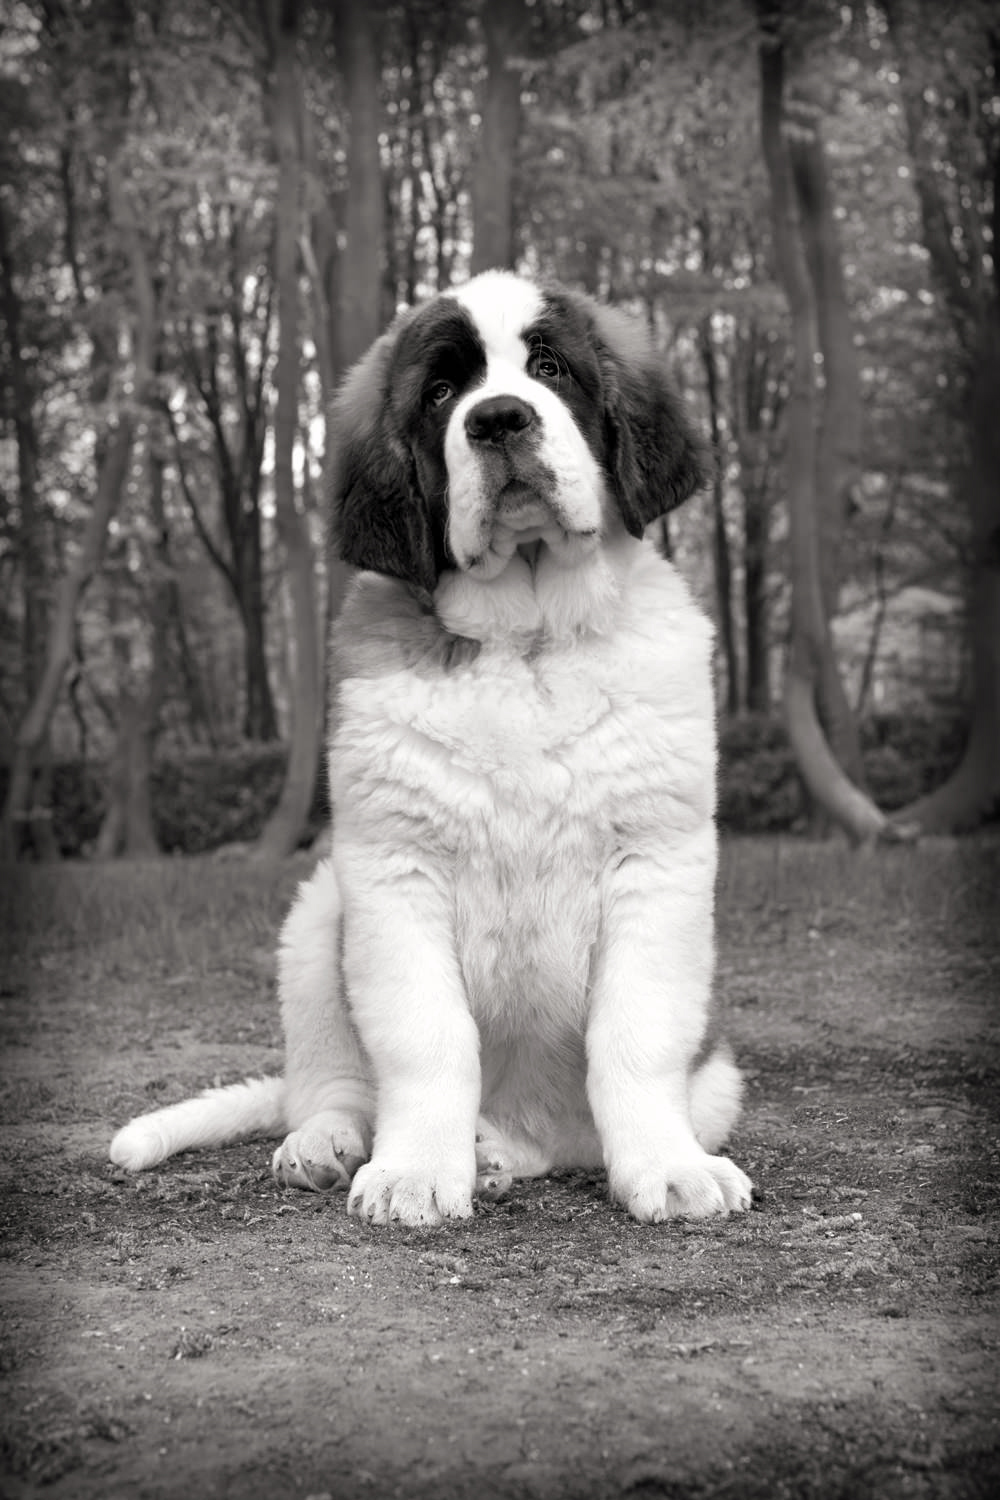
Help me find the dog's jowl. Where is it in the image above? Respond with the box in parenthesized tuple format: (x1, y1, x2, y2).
(110, 271, 753, 1228)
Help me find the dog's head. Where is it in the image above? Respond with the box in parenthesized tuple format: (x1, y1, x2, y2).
(331, 271, 706, 594)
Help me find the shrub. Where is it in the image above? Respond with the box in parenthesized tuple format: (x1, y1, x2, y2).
(858, 712, 967, 808)
(716, 710, 969, 833)
(717, 719, 801, 833)
(0, 747, 330, 857)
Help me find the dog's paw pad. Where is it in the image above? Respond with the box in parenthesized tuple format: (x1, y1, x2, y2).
(273, 1118, 367, 1193)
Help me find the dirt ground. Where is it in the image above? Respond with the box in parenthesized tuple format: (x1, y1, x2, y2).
(1, 838, 998, 1499)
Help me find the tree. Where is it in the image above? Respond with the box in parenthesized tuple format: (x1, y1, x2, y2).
(783, 74, 867, 787)
(255, 0, 322, 858)
(884, 0, 1000, 832)
(0, 193, 57, 857)
(92, 163, 163, 858)
(333, 0, 384, 372)
(699, 315, 740, 716)
(731, 316, 785, 713)
(169, 211, 279, 744)
(1, 0, 148, 861)
(1, 421, 136, 859)
(755, 0, 888, 842)
(381, 2, 475, 301)
(469, 0, 530, 273)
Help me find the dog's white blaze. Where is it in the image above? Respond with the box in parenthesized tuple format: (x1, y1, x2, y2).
(441, 288, 615, 628)
(444, 360, 607, 574)
(451, 271, 544, 361)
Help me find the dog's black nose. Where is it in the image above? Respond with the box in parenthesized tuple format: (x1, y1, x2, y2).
(465, 395, 537, 444)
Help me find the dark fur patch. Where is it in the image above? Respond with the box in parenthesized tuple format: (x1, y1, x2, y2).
(331, 301, 487, 591)
(541, 286, 707, 534)
(520, 300, 606, 463)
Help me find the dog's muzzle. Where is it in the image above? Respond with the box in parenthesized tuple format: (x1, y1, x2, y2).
(462, 396, 554, 536)
(445, 384, 604, 576)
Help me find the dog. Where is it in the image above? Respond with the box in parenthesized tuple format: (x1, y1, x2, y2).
(110, 270, 752, 1228)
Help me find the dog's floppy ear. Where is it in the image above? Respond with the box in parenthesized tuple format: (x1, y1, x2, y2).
(329, 314, 439, 593)
(590, 301, 708, 536)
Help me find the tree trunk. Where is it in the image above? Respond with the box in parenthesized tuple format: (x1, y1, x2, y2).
(168, 395, 278, 742)
(300, 185, 353, 734)
(892, 320, 1000, 831)
(785, 92, 863, 603)
(732, 322, 775, 714)
(334, 0, 384, 372)
(236, 469, 278, 742)
(0, 196, 59, 859)
(883, 3, 1000, 833)
(256, 0, 322, 858)
(95, 441, 171, 858)
(469, 0, 530, 274)
(855, 478, 899, 717)
(785, 90, 867, 786)
(94, 160, 164, 858)
(95, 655, 159, 860)
(317, 0, 386, 820)
(784, 670, 887, 839)
(756, 5, 888, 844)
(1, 418, 133, 861)
(700, 318, 740, 715)
(238, 538, 279, 742)
(744, 484, 771, 712)
(158, 464, 216, 747)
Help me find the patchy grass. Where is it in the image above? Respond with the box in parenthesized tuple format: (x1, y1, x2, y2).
(1, 853, 311, 977)
(1, 837, 998, 1499)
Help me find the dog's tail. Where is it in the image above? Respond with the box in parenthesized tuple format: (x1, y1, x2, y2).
(690, 1044, 744, 1155)
(109, 1075, 287, 1172)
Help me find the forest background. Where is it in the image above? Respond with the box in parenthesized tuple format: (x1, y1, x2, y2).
(1, 0, 997, 862)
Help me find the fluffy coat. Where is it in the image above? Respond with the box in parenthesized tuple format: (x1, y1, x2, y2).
(110, 271, 752, 1227)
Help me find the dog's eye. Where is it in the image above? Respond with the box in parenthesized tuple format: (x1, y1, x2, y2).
(426, 380, 456, 409)
(528, 351, 563, 382)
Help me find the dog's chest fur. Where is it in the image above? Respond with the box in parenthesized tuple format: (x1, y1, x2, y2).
(331, 543, 715, 1045)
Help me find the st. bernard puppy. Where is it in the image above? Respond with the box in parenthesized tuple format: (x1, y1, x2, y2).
(110, 270, 752, 1228)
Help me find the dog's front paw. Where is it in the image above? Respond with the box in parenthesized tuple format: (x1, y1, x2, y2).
(611, 1152, 752, 1224)
(273, 1111, 369, 1193)
(347, 1160, 474, 1227)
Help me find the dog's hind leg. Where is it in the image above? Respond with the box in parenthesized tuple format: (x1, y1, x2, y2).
(272, 1108, 370, 1191)
(473, 1116, 562, 1200)
(272, 858, 374, 1192)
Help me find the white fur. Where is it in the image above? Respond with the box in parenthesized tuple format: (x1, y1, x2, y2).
(443, 271, 607, 575)
(110, 1075, 286, 1171)
(109, 273, 752, 1228)
(450, 271, 545, 356)
(443, 359, 607, 574)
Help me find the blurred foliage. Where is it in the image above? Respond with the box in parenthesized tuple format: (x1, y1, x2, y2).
(717, 710, 967, 832)
(0, 746, 328, 858)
